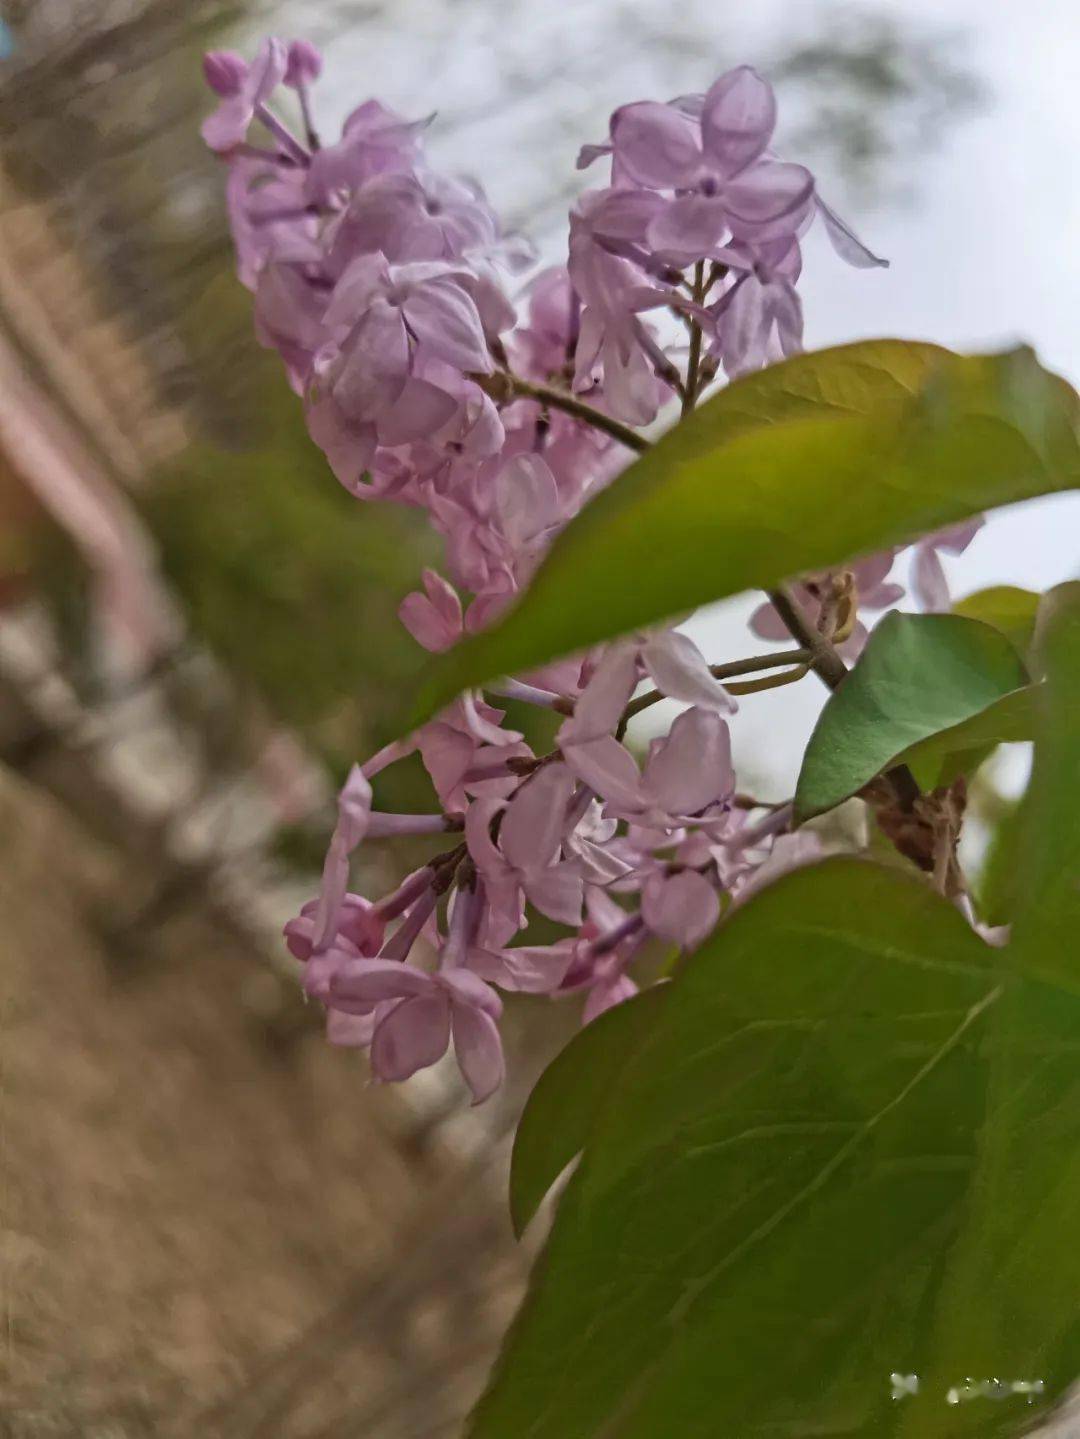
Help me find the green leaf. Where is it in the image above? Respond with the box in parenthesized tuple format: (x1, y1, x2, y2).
(472, 583, 1080, 1439)
(973, 797, 1025, 928)
(899, 685, 1037, 791)
(952, 585, 1041, 658)
(474, 868, 1080, 1439)
(795, 613, 1030, 820)
(1008, 581, 1080, 984)
(415, 342, 1078, 722)
(510, 986, 667, 1238)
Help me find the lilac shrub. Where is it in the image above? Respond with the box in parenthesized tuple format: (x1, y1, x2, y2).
(201, 40, 983, 1104)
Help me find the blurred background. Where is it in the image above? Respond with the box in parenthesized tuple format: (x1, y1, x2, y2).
(0, 2, 1075, 1435)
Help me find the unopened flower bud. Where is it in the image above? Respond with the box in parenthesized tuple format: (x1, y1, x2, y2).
(284, 39, 323, 87)
(202, 49, 248, 98)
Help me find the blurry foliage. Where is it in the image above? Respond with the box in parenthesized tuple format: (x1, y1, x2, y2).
(771, 9, 986, 199)
(142, 402, 435, 770)
(973, 791, 1023, 928)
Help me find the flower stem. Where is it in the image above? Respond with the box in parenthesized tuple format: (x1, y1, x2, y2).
(682, 260, 706, 417)
(726, 663, 810, 695)
(766, 585, 849, 689)
(474, 371, 649, 453)
(767, 585, 922, 810)
(619, 648, 810, 731)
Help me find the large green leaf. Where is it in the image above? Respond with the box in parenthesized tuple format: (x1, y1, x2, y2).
(1008, 581, 1080, 983)
(952, 585, 1042, 658)
(473, 585, 1080, 1439)
(415, 342, 1078, 721)
(795, 613, 1030, 820)
(510, 985, 666, 1238)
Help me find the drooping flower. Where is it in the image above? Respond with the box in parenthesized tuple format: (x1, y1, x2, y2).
(201, 37, 288, 153)
(326, 959, 505, 1103)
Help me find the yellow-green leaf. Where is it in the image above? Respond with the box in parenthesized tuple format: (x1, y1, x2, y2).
(415, 342, 1078, 723)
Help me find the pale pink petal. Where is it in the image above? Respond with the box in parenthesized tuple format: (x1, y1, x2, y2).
(933, 517, 984, 555)
(524, 861, 585, 927)
(370, 995, 451, 1081)
(404, 278, 492, 373)
(461, 690, 522, 746)
(377, 377, 458, 445)
(586, 886, 631, 932)
(584, 189, 664, 245)
(495, 454, 562, 549)
(583, 973, 639, 1025)
(450, 1004, 505, 1103)
(721, 273, 767, 376)
(643, 707, 733, 816)
(417, 722, 475, 808)
(399, 573, 462, 651)
(576, 141, 612, 171)
(471, 943, 576, 993)
(500, 762, 574, 871)
(324, 253, 391, 328)
(304, 394, 377, 492)
(603, 330, 660, 426)
(336, 765, 373, 848)
(642, 869, 720, 950)
(609, 101, 702, 188)
(438, 967, 503, 1019)
(767, 281, 803, 356)
(465, 795, 511, 878)
(562, 736, 643, 811)
(816, 195, 889, 270)
(723, 161, 815, 240)
(747, 598, 794, 642)
(646, 194, 728, 257)
(701, 65, 776, 176)
(640, 630, 737, 713)
(911, 544, 951, 612)
(330, 957, 434, 1004)
(332, 302, 410, 417)
(311, 766, 372, 947)
(559, 647, 638, 745)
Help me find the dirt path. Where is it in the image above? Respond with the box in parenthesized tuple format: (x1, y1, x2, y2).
(0, 767, 518, 1436)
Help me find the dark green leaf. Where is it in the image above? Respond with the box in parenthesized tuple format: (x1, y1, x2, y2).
(510, 986, 667, 1238)
(475, 586, 1080, 1439)
(973, 797, 1025, 928)
(952, 585, 1041, 658)
(795, 613, 1029, 820)
(416, 342, 1078, 722)
(1008, 582, 1080, 985)
(474, 865, 1080, 1439)
(900, 685, 1037, 791)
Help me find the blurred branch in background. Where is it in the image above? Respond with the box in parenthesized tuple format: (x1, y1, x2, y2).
(770, 8, 986, 200)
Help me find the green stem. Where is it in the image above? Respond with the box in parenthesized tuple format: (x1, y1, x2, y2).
(766, 585, 849, 689)
(682, 260, 705, 417)
(473, 372, 649, 453)
(618, 648, 810, 734)
(726, 663, 810, 695)
(768, 585, 922, 810)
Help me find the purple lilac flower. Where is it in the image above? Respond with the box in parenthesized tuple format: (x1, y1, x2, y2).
(199, 43, 925, 1106)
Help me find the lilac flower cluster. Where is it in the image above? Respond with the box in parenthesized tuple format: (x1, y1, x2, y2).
(202, 42, 983, 1103)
